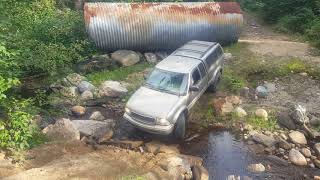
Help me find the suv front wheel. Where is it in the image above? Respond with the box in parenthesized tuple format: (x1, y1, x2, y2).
(174, 113, 186, 140)
(208, 71, 222, 92)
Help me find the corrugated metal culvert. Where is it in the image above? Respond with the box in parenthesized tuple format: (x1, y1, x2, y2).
(84, 2, 243, 51)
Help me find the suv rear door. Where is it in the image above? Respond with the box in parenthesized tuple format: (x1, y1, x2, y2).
(204, 45, 224, 84)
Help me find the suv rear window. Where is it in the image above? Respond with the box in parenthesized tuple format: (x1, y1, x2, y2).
(205, 46, 223, 67)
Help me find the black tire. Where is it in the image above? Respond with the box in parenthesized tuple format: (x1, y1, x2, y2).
(208, 72, 222, 93)
(174, 113, 186, 140)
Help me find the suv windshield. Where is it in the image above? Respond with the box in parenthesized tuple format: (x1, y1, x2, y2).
(145, 68, 188, 95)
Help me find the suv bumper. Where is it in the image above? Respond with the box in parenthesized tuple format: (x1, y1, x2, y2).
(123, 113, 174, 135)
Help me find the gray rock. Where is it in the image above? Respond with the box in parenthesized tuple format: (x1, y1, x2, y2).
(314, 143, 320, 155)
(71, 106, 86, 116)
(42, 118, 80, 141)
(77, 81, 95, 93)
(89, 111, 105, 121)
(80, 90, 94, 101)
(288, 131, 307, 145)
(111, 50, 140, 66)
(277, 112, 296, 130)
(310, 115, 320, 126)
(155, 51, 168, 60)
(65, 73, 86, 86)
(263, 82, 276, 93)
(314, 159, 320, 168)
(98, 81, 128, 97)
(252, 133, 276, 147)
(233, 107, 247, 118)
(278, 139, 291, 150)
(223, 53, 233, 61)
(163, 156, 192, 180)
(247, 163, 265, 173)
(144, 53, 158, 63)
(301, 148, 311, 158)
(290, 104, 307, 125)
(72, 119, 115, 139)
(255, 109, 268, 120)
(256, 86, 268, 98)
(267, 155, 289, 166)
(289, 149, 307, 166)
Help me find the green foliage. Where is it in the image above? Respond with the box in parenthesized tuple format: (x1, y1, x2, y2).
(121, 175, 145, 180)
(306, 18, 320, 48)
(246, 114, 277, 131)
(87, 63, 151, 86)
(219, 68, 245, 93)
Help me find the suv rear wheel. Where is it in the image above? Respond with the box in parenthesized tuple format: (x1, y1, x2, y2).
(208, 71, 222, 93)
(174, 113, 186, 140)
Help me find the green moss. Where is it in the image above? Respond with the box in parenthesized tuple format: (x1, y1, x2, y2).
(86, 63, 152, 86)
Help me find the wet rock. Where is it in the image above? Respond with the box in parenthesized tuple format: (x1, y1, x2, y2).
(179, 155, 203, 167)
(191, 165, 209, 180)
(277, 112, 296, 130)
(314, 159, 320, 168)
(145, 141, 179, 155)
(77, 81, 95, 93)
(289, 149, 307, 166)
(233, 107, 247, 118)
(65, 73, 86, 86)
(111, 50, 140, 66)
(98, 81, 128, 97)
(247, 163, 265, 173)
(158, 145, 180, 154)
(42, 118, 80, 141)
(80, 90, 94, 101)
(278, 139, 291, 150)
(144, 53, 158, 63)
(263, 82, 276, 93)
(71, 105, 86, 116)
(97, 130, 114, 143)
(288, 131, 307, 145)
(76, 54, 117, 74)
(313, 143, 320, 155)
(89, 111, 105, 121)
(256, 86, 268, 98)
(60, 86, 78, 98)
(301, 148, 311, 158)
(212, 98, 233, 116)
(290, 104, 307, 125)
(267, 155, 289, 166)
(239, 87, 250, 98)
(252, 133, 276, 147)
(72, 119, 114, 139)
(255, 109, 268, 120)
(226, 175, 240, 180)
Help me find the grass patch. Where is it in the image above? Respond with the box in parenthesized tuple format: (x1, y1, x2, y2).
(86, 63, 152, 86)
(121, 175, 145, 180)
(219, 68, 245, 93)
(246, 115, 278, 131)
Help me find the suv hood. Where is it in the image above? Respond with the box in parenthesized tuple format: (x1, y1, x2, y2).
(126, 86, 179, 118)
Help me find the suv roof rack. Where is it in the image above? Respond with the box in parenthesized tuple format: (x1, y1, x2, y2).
(172, 41, 217, 60)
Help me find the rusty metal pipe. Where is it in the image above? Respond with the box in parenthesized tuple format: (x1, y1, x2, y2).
(84, 2, 243, 51)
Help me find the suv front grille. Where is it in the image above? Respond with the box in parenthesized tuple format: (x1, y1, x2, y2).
(130, 111, 156, 125)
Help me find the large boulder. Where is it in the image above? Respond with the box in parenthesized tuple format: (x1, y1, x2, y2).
(277, 112, 296, 130)
(111, 50, 140, 66)
(256, 86, 268, 98)
(89, 111, 105, 121)
(65, 73, 86, 86)
(263, 82, 276, 93)
(289, 149, 307, 166)
(98, 81, 128, 98)
(288, 131, 307, 145)
(251, 133, 276, 147)
(212, 98, 233, 116)
(80, 90, 94, 101)
(42, 118, 80, 141)
(71, 106, 86, 116)
(290, 104, 308, 125)
(77, 81, 95, 93)
(233, 107, 247, 118)
(60, 86, 78, 98)
(72, 119, 115, 139)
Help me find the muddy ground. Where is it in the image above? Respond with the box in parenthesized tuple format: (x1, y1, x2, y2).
(1, 13, 320, 180)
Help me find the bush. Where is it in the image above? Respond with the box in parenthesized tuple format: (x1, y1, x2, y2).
(306, 19, 320, 48)
(219, 68, 245, 93)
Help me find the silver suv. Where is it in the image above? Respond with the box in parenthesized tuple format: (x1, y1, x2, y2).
(124, 40, 224, 139)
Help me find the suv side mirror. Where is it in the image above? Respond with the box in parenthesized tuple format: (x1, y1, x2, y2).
(189, 85, 199, 92)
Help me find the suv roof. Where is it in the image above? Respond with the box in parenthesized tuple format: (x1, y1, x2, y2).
(156, 40, 218, 73)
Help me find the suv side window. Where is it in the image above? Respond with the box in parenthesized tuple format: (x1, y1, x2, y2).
(198, 63, 206, 78)
(216, 46, 223, 58)
(191, 68, 201, 85)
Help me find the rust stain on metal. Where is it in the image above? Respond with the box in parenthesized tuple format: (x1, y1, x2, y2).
(84, 2, 244, 51)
